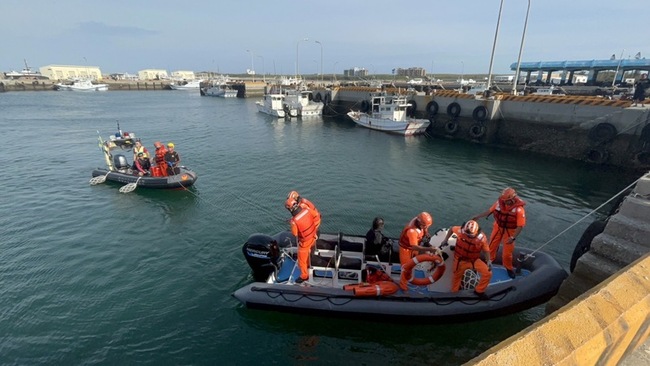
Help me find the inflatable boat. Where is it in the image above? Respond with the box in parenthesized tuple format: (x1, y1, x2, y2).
(233, 229, 567, 322)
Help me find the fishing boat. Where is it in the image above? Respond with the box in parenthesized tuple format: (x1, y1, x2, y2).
(234, 228, 567, 322)
(169, 79, 203, 90)
(56, 79, 108, 92)
(347, 93, 431, 136)
(202, 82, 237, 98)
(90, 134, 197, 192)
(282, 88, 324, 117)
(255, 89, 288, 118)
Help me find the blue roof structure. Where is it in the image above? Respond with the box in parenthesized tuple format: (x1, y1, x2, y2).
(510, 59, 650, 71)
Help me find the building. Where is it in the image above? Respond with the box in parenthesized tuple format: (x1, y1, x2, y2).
(39, 65, 103, 81)
(137, 69, 169, 80)
(343, 67, 368, 77)
(393, 67, 427, 78)
(511, 58, 650, 85)
(170, 70, 196, 80)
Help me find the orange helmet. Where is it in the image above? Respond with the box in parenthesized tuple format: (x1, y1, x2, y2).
(154, 141, 162, 148)
(287, 190, 300, 202)
(463, 220, 480, 237)
(500, 187, 517, 201)
(417, 212, 433, 228)
(284, 197, 298, 211)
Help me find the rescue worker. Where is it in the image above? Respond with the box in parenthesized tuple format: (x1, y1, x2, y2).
(164, 142, 181, 175)
(365, 217, 389, 259)
(133, 152, 151, 176)
(398, 212, 434, 265)
(472, 187, 526, 279)
(132, 140, 149, 162)
(286, 191, 321, 234)
(286, 196, 318, 284)
(440, 220, 492, 299)
(153, 141, 168, 177)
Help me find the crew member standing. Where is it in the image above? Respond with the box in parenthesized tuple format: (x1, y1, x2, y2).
(398, 212, 434, 265)
(286, 197, 318, 284)
(472, 187, 526, 278)
(440, 220, 492, 298)
(153, 141, 168, 177)
(286, 191, 321, 235)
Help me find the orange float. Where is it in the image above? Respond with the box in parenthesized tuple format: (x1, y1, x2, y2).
(400, 254, 446, 291)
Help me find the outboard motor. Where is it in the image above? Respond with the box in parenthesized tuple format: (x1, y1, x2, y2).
(113, 154, 129, 170)
(242, 231, 296, 281)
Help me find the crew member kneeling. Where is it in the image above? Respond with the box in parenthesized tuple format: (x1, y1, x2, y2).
(441, 220, 492, 299)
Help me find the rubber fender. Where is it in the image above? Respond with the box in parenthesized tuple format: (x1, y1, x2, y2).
(585, 147, 610, 164)
(639, 124, 650, 143)
(406, 100, 417, 117)
(323, 93, 331, 106)
(426, 100, 439, 116)
(588, 122, 617, 143)
(570, 220, 606, 272)
(468, 123, 486, 139)
(447, 102, 461, 117)
(308, 92, 313, 101)
(444, 120, 459, 135)
(472, 106, 488, 122)
(636, 151, 650, 165)
(313, 92, 322, 102)
(360, 100, 370, 113)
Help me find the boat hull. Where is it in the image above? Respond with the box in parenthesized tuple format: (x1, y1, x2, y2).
(256, 102, 286, 118)
(347, 112, 430, 136)
(91, 167, 198, 189)
(233, 230, 567, 322)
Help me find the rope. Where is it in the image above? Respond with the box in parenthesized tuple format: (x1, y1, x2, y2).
(525, 176, 642, 258)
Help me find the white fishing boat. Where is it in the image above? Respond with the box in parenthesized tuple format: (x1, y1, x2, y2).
(56, 79, 108, 92)
(283, 89, 324, 117)
(347, 93, 431, 136)
(256, 91, 287, 118)
(202, 82, 237, 97)
(5, 59, 45, 79)
(169, 79, 202, 90)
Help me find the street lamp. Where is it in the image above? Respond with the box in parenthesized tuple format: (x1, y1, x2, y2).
(314, 40, 323, 82)
(257, 55, 265, 83)
(246, 49, 255, 82)
(486, 0, 504, 91)
(296, 37, 309, 81)
(513, 0, 531, 95)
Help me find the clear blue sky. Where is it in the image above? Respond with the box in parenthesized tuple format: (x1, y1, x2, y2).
(1, 0, 646, 76)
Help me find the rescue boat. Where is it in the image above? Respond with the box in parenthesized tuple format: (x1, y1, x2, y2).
(233, 229, 568, 322)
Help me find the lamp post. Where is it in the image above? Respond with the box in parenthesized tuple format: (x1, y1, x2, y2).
(246, 49, 255, 82)
(612, 49, 625, 87)
(257, 55, 265, 83)
(513, 0, 531, 95)
(296, 37, 309, 81)
(486, 0, 504, 91)
(333, 61, 339, 82)
(460, 61, 464, 87)
(314, 40, 323, 82)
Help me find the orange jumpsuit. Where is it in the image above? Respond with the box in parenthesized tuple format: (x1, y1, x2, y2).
(154, 146, 169, 177)
(289, 206, 318, 281)
(398, 217, 429, 265)
(298, 197, 321, 233)
(486, 197, 526, 270)
(449, 226, 492, 293)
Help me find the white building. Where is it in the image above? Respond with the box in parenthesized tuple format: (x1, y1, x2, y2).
(138, 69, 169, 80)
(39, 65, 103, 81)
(170, 70, 196, 80)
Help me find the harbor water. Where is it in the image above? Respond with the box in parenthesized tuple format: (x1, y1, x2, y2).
(0, 91, 638, 365)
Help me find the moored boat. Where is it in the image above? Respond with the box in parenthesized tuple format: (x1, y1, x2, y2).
(169, 79, 202, 90)
(233, 228, 567, 322)
(347, 93, 431, 136)
(256, 89, 287, 118)
(283, 88, 324, 117)
(56, 79, 108, 92)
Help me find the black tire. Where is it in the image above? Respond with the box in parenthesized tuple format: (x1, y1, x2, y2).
(468, 123, 486, 139)
(324, 93, 331, 106)
(426, 101, 439, 116)
(472, 106, 488, 122)
(639, 124, 650, 143)
(588, 122, 617, 143)
(407, 100, 417, 117)
(428, 115, 437, 128)
(444, 120, 459, 135)
(636, 151, 650, 165)
(570, 220, 606, 272)
(360, 100, 370, 113)
(447, 102, 461, 117)
(585, 147, 610, 164)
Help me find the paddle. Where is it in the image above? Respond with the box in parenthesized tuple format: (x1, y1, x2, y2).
(89, 171, 110, 185)
(119, 177, 142, 193)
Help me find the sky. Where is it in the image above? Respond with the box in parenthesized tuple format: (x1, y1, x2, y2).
(1, 0, 647, 77)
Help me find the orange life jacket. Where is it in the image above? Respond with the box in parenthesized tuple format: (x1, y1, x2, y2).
(493, 197, 526, 229)
(452, 226, 486, 261)
(155, 147, 168, 165)
(300, 198, 321, 228)
(398, 218, 424, 249)
(291, 207, 317, 242)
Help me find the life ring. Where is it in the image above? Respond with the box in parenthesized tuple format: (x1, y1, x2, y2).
(313, 92, 322, 102)
(570, 220, 606, 272)
(444, 120, 459, 135)
(447, 102, 461, 117)
(426, 100, 439, 116)
(399, 254, 446, 291)
(468, 123, 486, 139)
(472, 106, 488, 122)
(345, 281, 400, 297)
(323, 93, 331, 106)
(585, 147, 610, 164)
(406, 100, 417, 117)
(360, 100, 370, 113)
(588, 122, 617, 143)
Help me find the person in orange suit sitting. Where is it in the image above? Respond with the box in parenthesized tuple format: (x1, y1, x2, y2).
(398, 212, 434, 266)
(286, 197, 318, 284)
(440, 220, 492, 299)
(472, 187, 526, 279)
